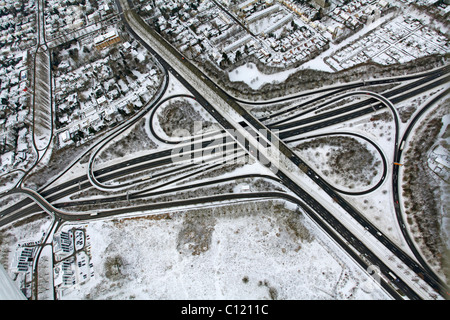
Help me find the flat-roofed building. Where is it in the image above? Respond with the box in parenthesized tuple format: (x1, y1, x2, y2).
(94, 30, 121, 50)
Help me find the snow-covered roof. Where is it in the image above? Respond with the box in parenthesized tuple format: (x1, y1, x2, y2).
(94, 30, 119, 45)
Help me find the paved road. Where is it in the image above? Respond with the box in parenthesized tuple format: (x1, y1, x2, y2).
(392, 87, 450, 296)
(273, 73, 450, 135)
(116, 0, 446, 300)
(2, 0, 447, 300)
(286, 131, 388, 196)
(234, 64, 450, 107)
(0, 184, 407, 300)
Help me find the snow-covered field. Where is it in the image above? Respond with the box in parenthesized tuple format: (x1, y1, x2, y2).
(2, 0, 448, 301)
(228, 63, 299, 90)
(1, 200, 392, 300)
(57, 201, 390, 300)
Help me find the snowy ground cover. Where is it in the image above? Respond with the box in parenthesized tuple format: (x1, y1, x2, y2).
(53, 25, 163, 150)
(227, 0, 448, 90)
(228, 62, 299, 90)
(1, 200, 393, 300)
(43, 0, 115, 41)
(281, 100, 402, 249)
(225, 10, 401, 89)
(153, 96, 219, 140)
(0, 214, 53, 299)
(399, 97, 450, 278)
(33, 49, 53, 152)
(292, 135, 384, 192)
(55, 200, 390, 300)
(2, 0, 448, 301)
(0, 0, 37, 176)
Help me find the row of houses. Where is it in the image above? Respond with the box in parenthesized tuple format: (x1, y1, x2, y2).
(44, 0, 114, 40)
(0, 1, 34, 173)
(55, 31, 161, 148)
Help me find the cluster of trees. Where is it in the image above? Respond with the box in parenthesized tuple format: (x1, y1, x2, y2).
(158, 0, 201, 21)
(96, 118, 157, 166)
(402, 113, 447, 271)
(104, 255, 126, 281)
(0, 2, 32, 17)
(158, 99, 212, 137)
(295, 136, 380, 189)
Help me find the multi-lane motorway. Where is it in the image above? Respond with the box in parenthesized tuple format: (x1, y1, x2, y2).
(113, 0, 450, 300)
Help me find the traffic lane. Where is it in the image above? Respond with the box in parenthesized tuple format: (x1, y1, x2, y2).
(236, 64, 450, 106)
(5, 138, 240, 220)
(272, 73, 450, 131)
(285, 131, 388, 196)
(116, 2, 427, 299)
(54, 174, 281, 209)
(276, 172, 419, 299)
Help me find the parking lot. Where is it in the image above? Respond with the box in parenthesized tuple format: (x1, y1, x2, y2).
(53, 226, 95, 298)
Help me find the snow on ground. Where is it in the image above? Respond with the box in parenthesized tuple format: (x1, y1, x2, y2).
(228, 63, 299, 90)
(151, 94, 218, 143)
(299, 58, 334, 73)
(285, 108, 406, 250)
(148, 72, 214, 145)
(302, 9, 396, 73)
(227, 7, 420, 90)
(293, 135, 384, 193)
(0, 174, 22, 194)
(437, 114, 450, 248)
(0, 214, 53, 299)
(220, 161, 276, 180)
(164, 72, 194, 97)
(59, 201, 391, 300)
(0, 264, 26, 300)
(332, 121, 400, 242)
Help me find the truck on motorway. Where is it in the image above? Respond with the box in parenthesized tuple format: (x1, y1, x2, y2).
(388, 271, 397, 280)
(141, 173, 153, 181)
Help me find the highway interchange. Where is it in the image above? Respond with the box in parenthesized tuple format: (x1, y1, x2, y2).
(1, 0, 449, 300)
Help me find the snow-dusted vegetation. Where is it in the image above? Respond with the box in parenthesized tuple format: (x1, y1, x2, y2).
(33, 48, 52, 151)
(95, 117, 157, 165)
(1, 0, 449, 301)
(0, 201, 391, 300)
(156, 98, 217, 137)
(401, 101, 450, 279)
(294, 135, 383, 191)
(57, 201, 390, 300)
